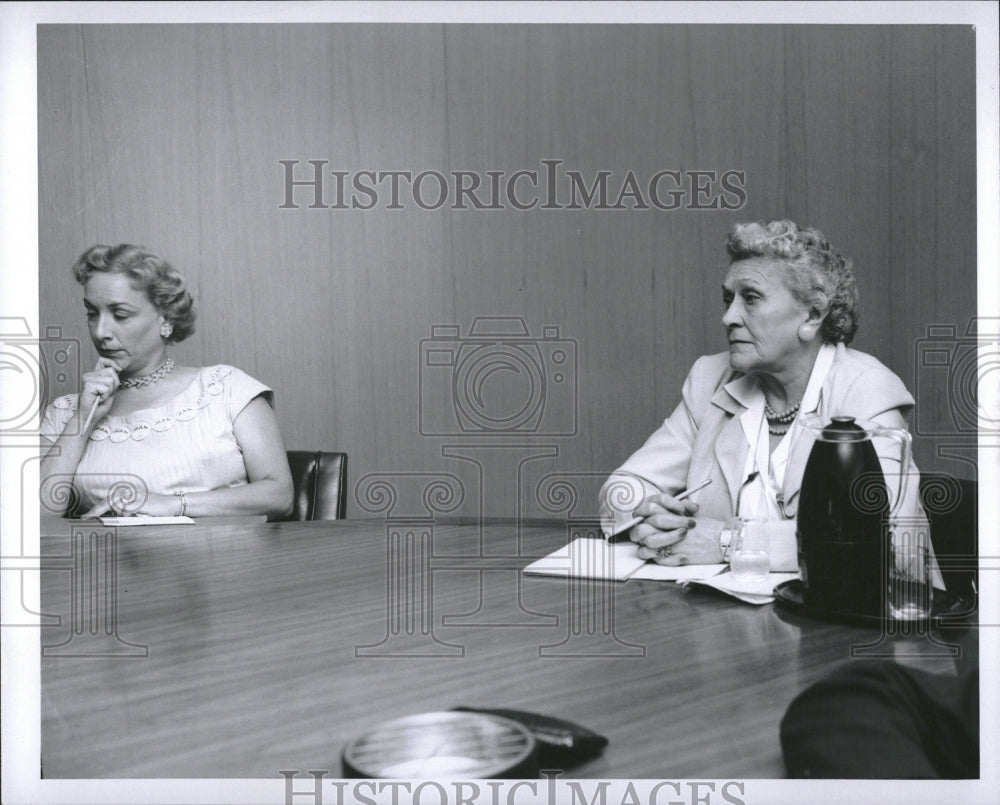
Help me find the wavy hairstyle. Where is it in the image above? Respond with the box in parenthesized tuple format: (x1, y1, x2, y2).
(725, 219, 859, 344)
(72, 244, 197, 343)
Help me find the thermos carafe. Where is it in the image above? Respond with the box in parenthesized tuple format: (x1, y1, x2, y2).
(796, 416, 912, 616)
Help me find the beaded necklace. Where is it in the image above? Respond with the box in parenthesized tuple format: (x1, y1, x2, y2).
(764, 399, 800, 436)
(119, 357, 175, 389)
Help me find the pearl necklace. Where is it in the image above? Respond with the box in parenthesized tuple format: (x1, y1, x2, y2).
(119, 358, 175, 389)
(765, 399, 800, 436)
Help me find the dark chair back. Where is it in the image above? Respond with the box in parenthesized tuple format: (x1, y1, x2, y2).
(919, 473, 977, 600)
(285, 451, 348, 521)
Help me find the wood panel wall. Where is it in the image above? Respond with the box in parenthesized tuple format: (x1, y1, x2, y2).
(37, 24, 977, 517)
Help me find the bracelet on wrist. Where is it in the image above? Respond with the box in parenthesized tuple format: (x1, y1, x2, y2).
(175, 490, 188, 517)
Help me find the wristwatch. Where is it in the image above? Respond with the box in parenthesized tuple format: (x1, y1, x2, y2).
(719, 521, 736, 563)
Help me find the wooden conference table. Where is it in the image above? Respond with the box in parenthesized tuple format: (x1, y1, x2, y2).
(39, 517, 976, 780)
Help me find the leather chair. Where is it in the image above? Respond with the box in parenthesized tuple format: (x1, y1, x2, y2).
(285, 451, 348, 521)
(919, 473, 977, 602)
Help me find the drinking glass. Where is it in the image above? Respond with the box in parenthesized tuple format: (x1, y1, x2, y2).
(730, 517, 770, 581)
(888, 540, 932, 620)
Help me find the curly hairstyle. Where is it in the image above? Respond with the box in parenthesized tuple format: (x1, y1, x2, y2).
(725, 219, 859, 344)
(72, 244, 197, 343)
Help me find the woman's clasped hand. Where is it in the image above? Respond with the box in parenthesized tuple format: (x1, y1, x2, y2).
(629, 492, 725, 566)
(81, 489, 190, 519)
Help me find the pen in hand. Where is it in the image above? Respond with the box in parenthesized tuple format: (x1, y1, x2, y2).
(81, 358, 120, 431)
(674, 477, 713, 502)
(81, 397, 101, 431)
(619, 477, 713, 534)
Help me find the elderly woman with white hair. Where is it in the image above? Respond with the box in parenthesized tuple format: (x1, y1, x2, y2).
(601, 219, 933, 579)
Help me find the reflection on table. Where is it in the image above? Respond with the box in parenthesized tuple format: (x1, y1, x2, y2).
(39, 517, 976, 779)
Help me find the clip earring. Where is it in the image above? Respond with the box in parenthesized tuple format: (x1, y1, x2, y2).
(160, 322, 173, 339)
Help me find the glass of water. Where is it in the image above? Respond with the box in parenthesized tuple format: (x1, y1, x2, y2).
(730, 517, 770, 581)
(889, 540, 932, 620)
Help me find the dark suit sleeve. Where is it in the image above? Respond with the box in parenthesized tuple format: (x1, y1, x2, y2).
(780, 661, 978, 779)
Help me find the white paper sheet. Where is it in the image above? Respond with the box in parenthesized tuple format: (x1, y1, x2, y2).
(629, 563, 728, 582)
(685, 571, 801, 605)
(523, 537, 647, 581)
(96, 515, 195, 526)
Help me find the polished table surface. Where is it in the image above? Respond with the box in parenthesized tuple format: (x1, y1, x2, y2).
(39, 517, 976, 779)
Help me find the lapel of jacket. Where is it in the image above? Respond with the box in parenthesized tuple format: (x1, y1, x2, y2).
(710, 385, 749, 512)
(780, 343, 840, 517)
(781, 428, 815, 518)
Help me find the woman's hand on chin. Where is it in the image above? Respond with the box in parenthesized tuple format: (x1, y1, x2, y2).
(79, 358, 121, 428)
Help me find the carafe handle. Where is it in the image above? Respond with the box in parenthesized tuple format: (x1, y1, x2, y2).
(871, 426, 912, 517)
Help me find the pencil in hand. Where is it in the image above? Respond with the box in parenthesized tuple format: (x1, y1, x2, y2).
(82, 397, 101, 431)
(80, 358, 120, 432)
(619, 478, 713, 533)
(674, 478, 713, 502)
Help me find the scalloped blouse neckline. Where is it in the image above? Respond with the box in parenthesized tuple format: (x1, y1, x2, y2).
(100, 366, 215, 422)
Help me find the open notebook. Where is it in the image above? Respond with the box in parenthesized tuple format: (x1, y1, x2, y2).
(523, 537, 798, 604)
(523, 537, 727, 582)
